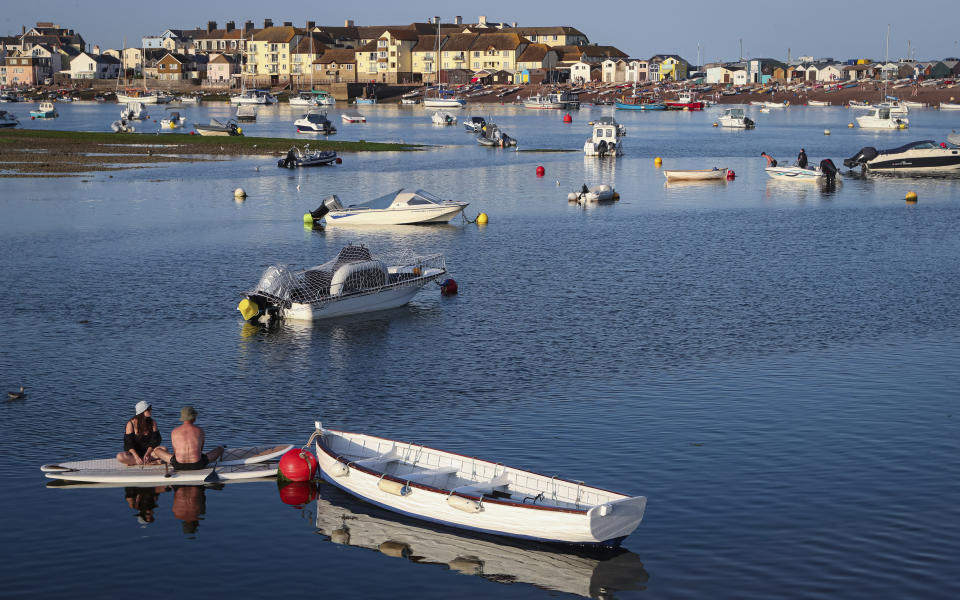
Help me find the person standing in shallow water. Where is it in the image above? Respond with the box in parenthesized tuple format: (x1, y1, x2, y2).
(761, 152, 778, 167)
(116, 401, 165, 465)
(153, 406, 224, 470)
(797, 148, 808, 169)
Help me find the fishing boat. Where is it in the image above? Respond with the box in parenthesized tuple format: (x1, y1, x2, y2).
(664, 91, 704, 110)
(295, 110, 336, 134)
(663, 168, 728, 182)
(940, 102, 960, 111)
(717, 107, 755, 128)
(30, 101, 58, 118)
(476, 123, 516, 147)
(856, 107, 908, 129)
(614, 97, 666, 110)
(0, 110, 19, 128)
(160, 110, 186, 129)
(341, 110, 366, 123)
(568, 184, 617, 203)
(120, 101, 148, 121)
(236, 104, 257, 122)
(305, 189, 468, 227)
(277, 145, 338, 168)
(193, 118, 243, 136)
(431, 111, 457, 125)
(583, 117, 625, 156)
(463, 116, 486, 132)
(310, 422, 647, 547)
(523, 91, 577, 110)
(236, 244, 447, 323)
(843, 140, 960, 174)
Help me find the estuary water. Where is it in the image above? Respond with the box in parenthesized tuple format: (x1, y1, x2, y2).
(1, 100, 959, 599)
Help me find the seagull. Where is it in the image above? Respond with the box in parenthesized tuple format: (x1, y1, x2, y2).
(296, 184, 301, 191)
(8, 385, 25, 400)
(255, 166, 259, 171)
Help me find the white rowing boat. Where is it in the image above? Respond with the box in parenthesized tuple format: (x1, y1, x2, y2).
(312, 422, 647, 547)
(663, 168, 728, 182)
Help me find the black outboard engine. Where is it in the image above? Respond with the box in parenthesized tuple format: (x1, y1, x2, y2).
(819, 158, 837, 184)
(309, 194, 344, 221)
(744, 117, 755, 129)
(843, 146, 878, 169)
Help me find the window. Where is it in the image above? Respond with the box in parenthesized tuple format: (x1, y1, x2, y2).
(346, 65, 352, 70)
(473, 62, 479, 68)
(474, 51, 480, 57)
(378, 40, 387, 47)
(271, 44, 278, 51)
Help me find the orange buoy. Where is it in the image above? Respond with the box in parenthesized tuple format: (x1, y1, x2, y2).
(563, 113, 572, 123)
(536, 165, 545, 177)
(278, 448, 317, 482)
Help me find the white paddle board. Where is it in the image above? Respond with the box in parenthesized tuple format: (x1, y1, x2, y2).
(45, 461, 279, 484)
(40, 444, 293, 473)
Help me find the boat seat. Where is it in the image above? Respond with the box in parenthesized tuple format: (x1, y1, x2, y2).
(397, 466, 459, 483)
(352, 448, 401, 469)
(451, 473, 511, 496)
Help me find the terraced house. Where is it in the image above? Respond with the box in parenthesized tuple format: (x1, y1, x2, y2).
(464, 33, 528, 73)
(354, 28, 420, 83)
(312, 48, 357, 83)
(411, 34, 445, 84)
(246, 24, 301, 85)
(510, 26, 587, 47)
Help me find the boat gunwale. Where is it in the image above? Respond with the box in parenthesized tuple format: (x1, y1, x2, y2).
(317, 428, 635, 515)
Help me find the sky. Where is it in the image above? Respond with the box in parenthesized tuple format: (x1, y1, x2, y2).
(5, 0, 959, 63)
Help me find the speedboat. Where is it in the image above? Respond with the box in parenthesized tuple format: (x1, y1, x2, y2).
(341, 110, 366, 123)
(717, 107, 755, 128)
(193, 118, 243, 136)
(160, 110, 186, 129)
(277, 145, 338, 168)
(476, 123, 516, 147)
(948, 131, 960, 147)
(463, 116, 486, 132)
(856, 107, 908, 129)
(30, 102, 58, 118)
(568, 184, 617, 203)
(305, 189, 468, 227)
(766, 161, 841, 182)
(431, 111, 457, 125)
(583, 117, 625, 156)
(295, 110, 336, 134)
(663, 168, 728, 182)
(236, 105, 257, 122)
(0, 110, 18, 128)
(110, 119, 135, 133)
(120, 101, 148, 121)
(236, 244, 447, 323)
(311, 422, 647, 547)
(288, 91, 320, 107)
(230, 90, 275, 105)
(843, 140, 960, 175)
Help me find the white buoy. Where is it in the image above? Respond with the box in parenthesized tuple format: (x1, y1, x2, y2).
(234, 187, 247, 199)
(824, 129, 831, 135)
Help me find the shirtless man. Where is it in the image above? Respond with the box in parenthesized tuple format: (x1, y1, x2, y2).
(153, 406, 224, 470)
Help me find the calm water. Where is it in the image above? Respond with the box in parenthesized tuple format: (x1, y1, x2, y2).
(1, 101, 959, 599)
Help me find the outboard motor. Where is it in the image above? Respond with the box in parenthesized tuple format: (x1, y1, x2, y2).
(819, 158, 837, 184)
(310, 195, 344, 221)
(843, 146, 878, 169)
(744, 117, 755, 129)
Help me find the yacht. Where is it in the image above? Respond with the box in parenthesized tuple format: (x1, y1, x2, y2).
(231, 90, 276, 105)
(843, 140, 960, 174)
(856, 107, 908, 130)
(295, 110, 336, 134)
(288, 91, 319, 107)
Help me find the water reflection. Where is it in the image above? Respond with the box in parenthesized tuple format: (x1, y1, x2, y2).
(172, 485, 207, 535)
(309, 486, 649, 599)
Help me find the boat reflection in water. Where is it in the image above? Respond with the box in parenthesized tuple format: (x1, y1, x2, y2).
(311, 487, 649, 598)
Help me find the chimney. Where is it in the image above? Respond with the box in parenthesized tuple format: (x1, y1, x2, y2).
(263, 19, 273, 28)
(244, 20, 254, 33)
(226, 21, 235, 32)
(455, 16, 462, 26)
(306, 20, 315, 29)
(344, 19, 354, 27)
(512, 22, 518, 28)
(207, 21, 217, 33)
(92, 44, 100, 55)
(478, 15, 487, 27)
(283, 21, 292, 27)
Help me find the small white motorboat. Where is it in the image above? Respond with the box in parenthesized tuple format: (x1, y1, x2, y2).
(463, 116, 486, 132)
(400, 97, 420, 105)
(431, 111, 457, 125)
(236, 105, 257, 122)
(761, 100, 788, 109)
(288, 91, 320, 107)
(568, 184, 618, 203)
(663, 168, 728, 182)
(305, 188, 468, 227)
(193, 118, 243, 136)
(0, 110, 19, 128)
(295, 110, 336, 134)
(110, 119, 135, 133)
(856, 107, 908, 129)
(237, 244, 447, 323)
(160, 110, 186, 129)
(30, 101, 58, 118)
(178, 94, 201, 104)
(902, 100, 926, 109)
(341, 110, 366, 123)
(277, 145, 338, 168)
(717, 107, 755, 128)
(766, 163, 841, 182)
(583, 117, 625, 156)
(940, 102, 960, 111)
(230, 90, 275, 105)
(120, 101, 148, 121)
(807, 100, 831, 106)
(311, 423, 647, 547)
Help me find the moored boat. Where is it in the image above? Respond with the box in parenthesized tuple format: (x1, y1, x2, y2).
(476, 123, 516, 147)
(160, 110, 186, 129)
(568, 184, 617, 203)
(277, 145, 339, 168)
(0, 110, 19, 128)
(305, 189, 468, 227)
(717, 107, 755, 128)
(664, 91, 704, 110)
(431, 111, 457, 125)
(583, 116, 625, 156)
(463, 116, 486, 132)
(843, 140, 960, 174)
(311, 422, 647, 547)
(30, 101, 58, 118)
(807, 100, 831, 106)
(663, 168, 728, 182)
(765, 162, 841, 182)
(614, 97, 666, 110)
(193, 118, 243, 136)
(940, 102, 960, 111)
(236, 244, 447, 323)
(341, 110, 366, 123)
(236, 105, 257, 122)
(855, 107, 908, 129)
(295, 109, 336, 134)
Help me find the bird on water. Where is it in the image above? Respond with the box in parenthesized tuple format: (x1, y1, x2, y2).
(8, 385, 25, 400)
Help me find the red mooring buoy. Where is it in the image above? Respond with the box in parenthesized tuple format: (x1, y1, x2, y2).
(726, 169, 736, 180)
(278, 481, 318, 506)
(335, 157, 343, 164)
(278, 449, 317, 482)
(563, 113, 572, 123)
(440, 278, 458, 296)
(536, 165, 545, 177)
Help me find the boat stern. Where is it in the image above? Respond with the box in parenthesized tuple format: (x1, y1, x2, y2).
(587, 496, 647, 545)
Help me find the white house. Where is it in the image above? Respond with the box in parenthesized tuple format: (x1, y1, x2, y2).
(706, 65, 735, 84)
(625, 59, 648, 82)
(570, 60, 592, 84)
(817, 63, 843, 82)
(69, 51, 121, 79)
(601, 58, 627, 83)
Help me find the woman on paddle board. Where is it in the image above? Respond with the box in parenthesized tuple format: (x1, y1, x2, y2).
(116, 401, 166, 466)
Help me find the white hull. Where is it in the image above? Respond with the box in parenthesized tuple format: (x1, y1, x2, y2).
(856, 116, 908, 129)
(663, 168, 728, 182)
(116, 93, 158, 104)
(288, 97, 318, 106)
(281, 283, 431, 321)
(940, 103, 960, 111)
(47, 462, 277, 484)
(583, 140, 623, 156)
(325, 205, 466, 226)
(194, 128, 235, 136)
(423, 98, 465, 108)
(315, 426, 646, 546)
(807, 100, 830, 106)
(717, 117, 750, 128)
(765, 166, 841, 182)
(524, 101, 565, 109)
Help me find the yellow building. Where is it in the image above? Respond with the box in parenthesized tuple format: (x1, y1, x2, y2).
(411, 34, 446, 84)
(245, 26, 299, 85)
(354, 28, 419, 83)
(505, 26, 587, 47)
(465, 33, 528, 72)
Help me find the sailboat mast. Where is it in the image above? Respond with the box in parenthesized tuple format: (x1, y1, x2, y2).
(884, 24, 890, 100)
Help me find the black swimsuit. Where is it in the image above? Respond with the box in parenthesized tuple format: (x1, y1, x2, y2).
(123, 418, 161, 456)
(170, 455, 210, 471)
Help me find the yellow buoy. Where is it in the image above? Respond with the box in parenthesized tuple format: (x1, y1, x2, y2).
(476, 212, 488, 225)
(905, 191, 918, 202)
(236, 127, 243, 134)
(848, 122, 855, 128)
(824, 129, 831, 135)
(237, 298, 259, 321)
(712, 122, 719, 127)
(303, 213, 313, 225)
(654, 157, 663, 167)
(898, 123, 907, 129)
